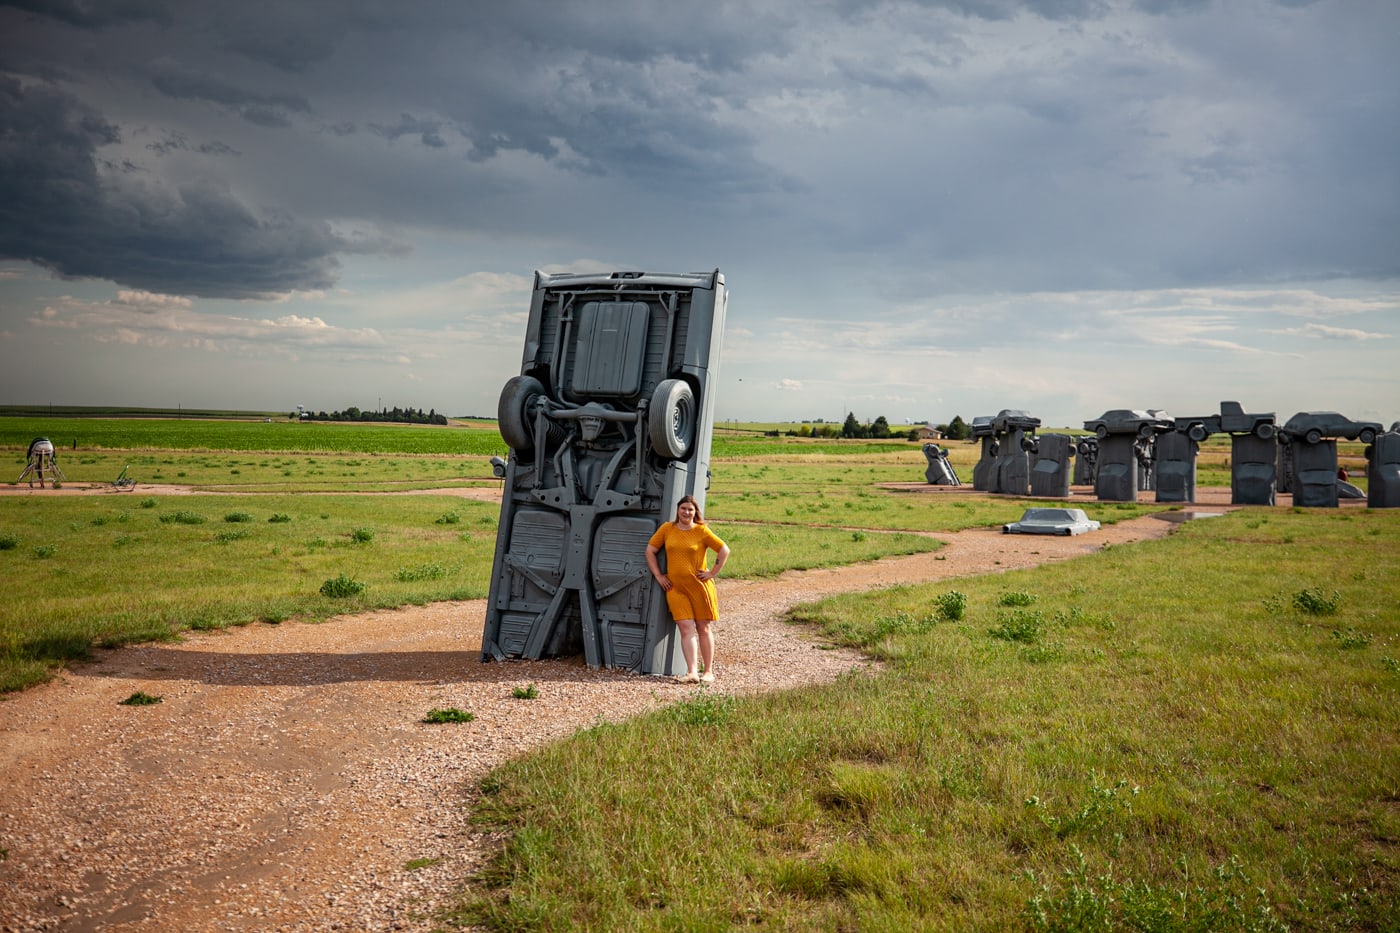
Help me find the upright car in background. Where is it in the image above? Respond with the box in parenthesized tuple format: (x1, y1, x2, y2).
(482, 270, 727, 676)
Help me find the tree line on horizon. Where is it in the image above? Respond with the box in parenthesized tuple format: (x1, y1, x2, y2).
(772, 414, 972, 441)
(294, 405, 449, 426)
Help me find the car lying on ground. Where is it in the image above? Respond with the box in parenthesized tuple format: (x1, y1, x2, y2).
(1279, 412, 1383, 446)
(1002, 507, 1102, 536)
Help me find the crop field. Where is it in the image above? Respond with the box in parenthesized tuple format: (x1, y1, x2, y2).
(1, 416, 508, 455)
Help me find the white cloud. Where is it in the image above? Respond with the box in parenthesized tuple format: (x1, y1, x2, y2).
(1275, 322, 1390, 341)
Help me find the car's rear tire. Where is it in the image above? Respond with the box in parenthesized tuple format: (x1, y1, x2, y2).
(1305, 428, 1323, 445)
(1188, 424, 1208, 443)
(1359, 428, 1377, 445)
(649, 379, 695, 460)
(499, 375, 546, 451)
(1254, 422, 1275, 440)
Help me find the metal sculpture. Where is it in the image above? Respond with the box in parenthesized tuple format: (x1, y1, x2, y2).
(18, 437, 65, 488)
(1367, 423, 1400, 508)
(1173, 401, 1277, 505)
(482, 270, 727, 675)
(1082, 410, 1173, 502)
(922, 443, 960, 485)
(1278, 411, 1384, 508)
(970, 410, 1039, 494)
(1026, 433, 1074, 498)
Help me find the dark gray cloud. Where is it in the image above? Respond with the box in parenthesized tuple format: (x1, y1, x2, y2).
(149, 63, 311, 126)
(0, 76, 370, 298)
(0, 0, 1396, 306)
(369, 113, 451, 149)
(0, 0, 171, 29)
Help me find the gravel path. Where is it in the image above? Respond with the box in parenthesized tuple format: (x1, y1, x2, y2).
(0, 510, 1180, 932)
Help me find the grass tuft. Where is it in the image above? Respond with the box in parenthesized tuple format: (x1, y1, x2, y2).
(422, 707, 474, 724)
(319, 573, 366, 598)
(1292, 586, 1340, 616)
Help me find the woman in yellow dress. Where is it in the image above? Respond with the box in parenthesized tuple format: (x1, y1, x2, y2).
(646, 495, 730, 683)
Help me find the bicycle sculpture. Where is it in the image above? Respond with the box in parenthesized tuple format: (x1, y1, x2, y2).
(482, 270, 727, 676)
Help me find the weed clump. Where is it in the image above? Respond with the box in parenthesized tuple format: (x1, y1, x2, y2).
(999, 590, 1038, 607)
(394, 563, 448, 582)
(1026, 851, 1286, 933)
(1330, 628, 1371, 649)
(1293, 587, 1340, 616)
(159, 511, 206, 525)
(512, 683, 540, 700)
(669, 691, 736, 727)
(935, 590, 967, 621)
(120, 691, 162, 706)
(423, 707, 474, 724)
(223, 512, 254, 523)
(319, 574, 366, 598)
(991, 609, 1045, 643)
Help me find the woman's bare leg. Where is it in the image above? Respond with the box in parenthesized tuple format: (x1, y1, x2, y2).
(697, 620, 714, 679)
(676, 619, 699, 679)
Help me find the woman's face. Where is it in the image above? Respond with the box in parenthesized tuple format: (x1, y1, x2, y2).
(677, 501, 697, 522)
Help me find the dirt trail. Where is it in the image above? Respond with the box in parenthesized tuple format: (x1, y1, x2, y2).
(0, 507, 1185, 932)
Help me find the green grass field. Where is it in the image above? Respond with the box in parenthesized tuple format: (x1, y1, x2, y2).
(3, 416, 1396, 930)
(1, 416, 506, 455)
(460, 508, 1400, 932)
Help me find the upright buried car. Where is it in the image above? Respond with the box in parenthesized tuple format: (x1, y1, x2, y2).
(482, 270, 727, 676)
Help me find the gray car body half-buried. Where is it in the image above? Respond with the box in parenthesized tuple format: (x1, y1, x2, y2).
(1002, 507, 1102, 536)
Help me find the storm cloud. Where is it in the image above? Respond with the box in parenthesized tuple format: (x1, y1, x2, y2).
(0, 0, 1395, 423)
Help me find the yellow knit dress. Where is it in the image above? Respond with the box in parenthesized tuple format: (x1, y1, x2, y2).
(648, 521, 726, 622)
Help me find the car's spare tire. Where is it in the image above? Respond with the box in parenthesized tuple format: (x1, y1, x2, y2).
(649, 379, 696, 460)
(498, 375, 546, 451)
